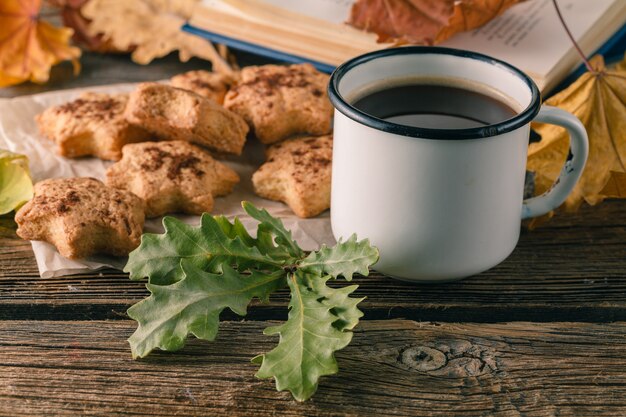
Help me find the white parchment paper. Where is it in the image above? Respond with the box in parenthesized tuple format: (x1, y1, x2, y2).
(0, 83, 335, 278)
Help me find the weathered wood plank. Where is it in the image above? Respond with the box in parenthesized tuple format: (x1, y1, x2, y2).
(2, 200, 626, 322)
(1, 320, 626, 416)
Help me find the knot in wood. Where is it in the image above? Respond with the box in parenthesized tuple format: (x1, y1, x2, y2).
(398, 340, 498, 378)
(432, 340, 497, 378)
(400, 346, 447, 372)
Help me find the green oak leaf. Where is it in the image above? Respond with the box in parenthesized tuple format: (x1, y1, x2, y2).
(299, 234, 379, 281)
(214, 215, 257, 247)
(0, 151, 33, 215)
(253, 270, 362, 401)
(125, 213, 284, 285)
(125, 203, 379, 401)
(128, 261, 286, 359)
(309, 274, 364, 332)
(243, 201, 304, 259)
(215, 208, 299, 263)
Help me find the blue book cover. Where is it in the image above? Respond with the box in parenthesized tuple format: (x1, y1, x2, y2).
(182, 24, 337, 74)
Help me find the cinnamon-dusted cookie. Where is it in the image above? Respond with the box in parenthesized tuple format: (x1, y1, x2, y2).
(15, 177, 145, 259)
(125, 83, 248, 155)
(224, 64, 333, 144)
(170, 70, 233, 104)
(36, 93, 150, 161)
(106, 141, 240, 218)
(252, 134, 332, 218)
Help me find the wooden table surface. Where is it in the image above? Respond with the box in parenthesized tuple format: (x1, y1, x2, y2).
(2, 52, 626, 417)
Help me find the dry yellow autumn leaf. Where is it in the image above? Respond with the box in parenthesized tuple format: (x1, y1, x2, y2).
(81, 0, 233, 75)
(0, 0, 81, 87)
(527, 54, 626, 215)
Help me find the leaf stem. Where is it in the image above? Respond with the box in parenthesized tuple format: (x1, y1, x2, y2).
(552, 0, 595, 73)
(283, 264, 298, 274)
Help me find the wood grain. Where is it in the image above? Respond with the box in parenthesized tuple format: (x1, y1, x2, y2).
(3, 200, 626, 322)
(2, 320, 626, 416)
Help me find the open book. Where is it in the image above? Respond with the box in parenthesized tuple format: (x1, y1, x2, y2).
(188, 0, 626, 92)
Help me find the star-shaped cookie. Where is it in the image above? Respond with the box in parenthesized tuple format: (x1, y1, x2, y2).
(170, 70, 233, 104)
(15, 177, 145, 259)
(125, 83, 249, 155)
(106, 140, 240, 217)
(36, 93, 150, 161)
(252, 134, 332, 218)
(224, 64, 333, 144)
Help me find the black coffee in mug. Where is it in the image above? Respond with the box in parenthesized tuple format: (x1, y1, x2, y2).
(350, 77, 518, 129)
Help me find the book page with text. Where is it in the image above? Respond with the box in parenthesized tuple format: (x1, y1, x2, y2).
(248, 0, 353, 24)
(201, 0, 353, 24)
(443, 0, 620, 78)
(197, 0, 624, 88)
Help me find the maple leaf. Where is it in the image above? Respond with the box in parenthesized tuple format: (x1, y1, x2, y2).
(348, 0, 524, 45)
(0, 0, 81, 87)
(527, 54, 626, 214)
(0, 151, 33, 215)
(80, 0, 234, 75)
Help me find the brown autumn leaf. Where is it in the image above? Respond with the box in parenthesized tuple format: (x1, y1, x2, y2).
(49, 0, 125, 53)
(80, 0, 234, 75)
(437, 0, 526, 43)
(527, 54, 626, 217)
(348, 0, 524, 45)
(0, 0, 81, 87)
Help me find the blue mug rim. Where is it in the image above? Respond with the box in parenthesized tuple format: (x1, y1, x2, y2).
(327, 46, 541, 140)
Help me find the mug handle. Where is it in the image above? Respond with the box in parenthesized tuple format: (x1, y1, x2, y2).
(521, 105, 589, 219)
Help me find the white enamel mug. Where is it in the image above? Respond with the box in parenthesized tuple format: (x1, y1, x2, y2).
(327, 47, 588, 282)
